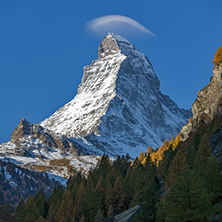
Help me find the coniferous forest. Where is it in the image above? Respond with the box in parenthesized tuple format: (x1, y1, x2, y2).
(1, 115, 222, 221)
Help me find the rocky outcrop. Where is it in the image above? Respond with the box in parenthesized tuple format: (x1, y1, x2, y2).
(11, 118, 79, 156)
(98, 34, 120, 59)
(180, 62, 222, 141)
(104, 205, 140, 222)
(180, 122, 192, 141)
(192, 62, 222, 131)
(0, 118, 100, 181)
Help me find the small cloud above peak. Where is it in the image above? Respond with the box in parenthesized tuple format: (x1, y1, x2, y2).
(86, 15, 156, 38)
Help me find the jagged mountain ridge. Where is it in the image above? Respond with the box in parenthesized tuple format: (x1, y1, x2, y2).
(0, 118, 100, 183)
(0, 33, 191, 182)
(41, 33, 191, 157)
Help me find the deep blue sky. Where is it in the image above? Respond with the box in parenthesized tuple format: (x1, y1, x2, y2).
(1, 0, 222, 143)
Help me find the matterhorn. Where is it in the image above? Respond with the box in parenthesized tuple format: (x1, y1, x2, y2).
(40, 33, 191, 157)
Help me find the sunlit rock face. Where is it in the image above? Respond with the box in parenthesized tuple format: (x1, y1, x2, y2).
(180, 62, 222, 142)
(11, 118, 79, 156)
(40, 33, 191, 157)
(192, 62, 222, 131)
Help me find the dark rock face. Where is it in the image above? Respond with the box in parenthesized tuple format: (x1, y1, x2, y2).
(111, 205, 140, 222)
(11, 118, 79, 157)
(11, 118, 31, 146)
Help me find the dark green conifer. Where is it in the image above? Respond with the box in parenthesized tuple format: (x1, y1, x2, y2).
(23, 196, 41, 222)
(73, 180, 86, 220)
(204, 155, 222, 204)
(15, 198, 25, 220)
(134, 180, 161, 222)
(194, 132, 212, 177)
(34, 189, 48, 218)
(47, 185, 64, 221)
(165, 148, 188, 192)
(158, 167, 213, 222)
(112, 176, 125, 215)
(56, 189, 74, 222)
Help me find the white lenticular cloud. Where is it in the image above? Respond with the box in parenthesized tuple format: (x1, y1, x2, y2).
(86, 15, 156, 37)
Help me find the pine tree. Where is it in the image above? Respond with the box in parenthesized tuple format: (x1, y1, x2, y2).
(123, 167, 133, 209)
(133, 168, 146, 204)
(134, 180, 161, 222)
(165, 148, 188, 192)
(47, 185, 64, 221)
(112, 176, 125, 215)
(95, 177, 105, 213)
(23, 196, 41, 222)
(56, 189, 74, 222)
(105, 185, 113, 214)
(194, 132, 212, 177)
(187, 145, 196, 169)
(34, 189, 48, 218)
(156, 199, 166, 222)
(73, 180, 86, 220)
(204, 155, 222, 204)
(158, 167, 213, 222)
(15, 198, 25, 221)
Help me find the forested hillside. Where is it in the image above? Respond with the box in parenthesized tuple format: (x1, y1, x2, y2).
(0, 160, 62, 209)
(1, 114, 222, 221)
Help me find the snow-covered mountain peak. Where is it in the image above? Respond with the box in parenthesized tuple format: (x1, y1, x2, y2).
(40, 33, 191, 157)
(99, 33, 159, 87)
(0, 33, 192, 182)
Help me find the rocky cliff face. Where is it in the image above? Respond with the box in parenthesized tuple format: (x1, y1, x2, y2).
(181, 62, 222, 141)
(11, 118, 79, 157)
(41, 33, 191, 157)
(0, 119, 100, 182)
(192, 62, 222, 130)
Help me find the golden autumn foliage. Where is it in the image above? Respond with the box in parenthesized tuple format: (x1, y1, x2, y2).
(213, 45, 222, 65)
(189, 117, 192, 123)
(137, 133, 181, 167)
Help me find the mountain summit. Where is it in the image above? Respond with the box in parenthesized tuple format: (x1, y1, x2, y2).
(40, 33, 191, 157)
(0, 33, 191, 183)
